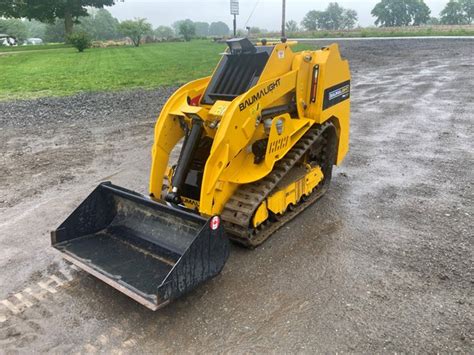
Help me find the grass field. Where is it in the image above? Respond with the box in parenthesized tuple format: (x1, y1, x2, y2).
(0, 43, 71, 52)
(0, 40, 326, 101)
(0, 41, 240, 100)
(2, 33, 471, 100)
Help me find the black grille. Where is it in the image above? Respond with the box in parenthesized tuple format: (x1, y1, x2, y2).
(202, 49, 271, 104)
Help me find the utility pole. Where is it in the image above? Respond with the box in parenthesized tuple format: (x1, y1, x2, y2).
(281, 0, 286, 38)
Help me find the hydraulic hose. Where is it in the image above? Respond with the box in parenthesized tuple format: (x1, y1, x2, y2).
(166, 118, 203, 204)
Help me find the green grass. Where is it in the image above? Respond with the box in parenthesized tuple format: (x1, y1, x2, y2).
(3, 30, 471, 100)
(0, 43, 71, 52)
(0, 41, 231, 100)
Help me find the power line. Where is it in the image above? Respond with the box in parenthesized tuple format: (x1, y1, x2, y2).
(244, 0, 260, 28)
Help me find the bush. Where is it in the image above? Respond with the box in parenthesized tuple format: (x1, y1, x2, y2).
(118, 18, 152, 47)
(67, 32, 92, 52)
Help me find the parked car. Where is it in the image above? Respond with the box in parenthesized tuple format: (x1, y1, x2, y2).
(25, 38, 43, 45)
(0, 34, 17, 46)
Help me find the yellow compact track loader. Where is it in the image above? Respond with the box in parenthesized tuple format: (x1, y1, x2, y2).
(52, 38, 350, 310)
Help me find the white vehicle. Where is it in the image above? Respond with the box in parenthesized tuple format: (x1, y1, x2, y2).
(0, 34, 17, 46)
(25, 38, 43, 45)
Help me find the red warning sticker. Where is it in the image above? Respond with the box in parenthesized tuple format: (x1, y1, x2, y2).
(210, 216, 220, 230)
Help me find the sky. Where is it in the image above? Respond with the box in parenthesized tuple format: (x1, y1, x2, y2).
(107, 0, 447, 31)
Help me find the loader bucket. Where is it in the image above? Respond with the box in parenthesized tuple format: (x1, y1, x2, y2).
(51, 182, 229, 310)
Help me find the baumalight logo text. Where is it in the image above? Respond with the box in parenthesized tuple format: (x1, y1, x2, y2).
(239, 79, 281, 111)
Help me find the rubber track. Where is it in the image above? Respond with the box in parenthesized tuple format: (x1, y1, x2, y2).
(221, 121, 334, 247)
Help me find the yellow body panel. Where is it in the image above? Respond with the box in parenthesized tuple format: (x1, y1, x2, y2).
(149, 77, 210, 198)
(149, 40, 350, 218)
(252, 165, 323, 227)
(253, 202, 269, 228)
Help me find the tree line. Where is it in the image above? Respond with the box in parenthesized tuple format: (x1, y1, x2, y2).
(0, 0, 116, 36)
(371, 0, 472, 26)
(0, 9, 230, 45)
(1, 0, 472, 44)
(300, 3, 358, 32)
(0, 0, 230, 44)
(295, 0, 473, 32)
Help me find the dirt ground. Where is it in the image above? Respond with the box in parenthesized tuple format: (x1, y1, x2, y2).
(0, 38, 472, 353)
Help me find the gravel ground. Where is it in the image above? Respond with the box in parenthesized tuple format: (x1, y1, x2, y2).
(0, 38, 473, 353)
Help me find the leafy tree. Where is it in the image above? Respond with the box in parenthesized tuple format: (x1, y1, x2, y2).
(371, 0, 431, 27)
(440, 0, 473, 24)
(440, 1, 465, 24)
(77, 8, 120, 40)
(209, 21, 230, 36)
(171, 20, 184, 34)
(68, 31, 91, 52)
(323, 2, 344, 30)
(301, 3, 358, 30)
(0, 0, 117, 36)
(0, 18, 28, 41)
(154, 25, 174, 40)
(427, 16, 440, 24)
(44, 19, 66, 42)
(302, 10, 324, 31)
(118, 18, 152, 47)
(372, 0, 408, 26)
(462, 0, 474, 22)
(25, 19, 46, 39)
(178, 19, 195, 41)
(194, 21, 209, 37)
(409, 0, 431, 25)
(341, 9, 358, 29)
(285, 20, 299, 33)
